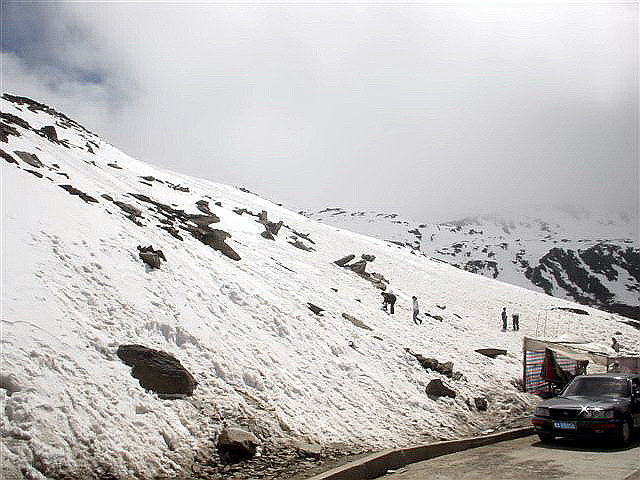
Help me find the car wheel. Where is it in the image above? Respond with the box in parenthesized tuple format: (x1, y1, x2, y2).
(619, 418, 632, 447)
(537, 433, 555, 443)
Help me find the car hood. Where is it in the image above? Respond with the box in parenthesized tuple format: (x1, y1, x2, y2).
(540, 396, 628, 409)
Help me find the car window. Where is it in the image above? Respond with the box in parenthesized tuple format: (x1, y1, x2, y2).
(563, 377, 630, 398)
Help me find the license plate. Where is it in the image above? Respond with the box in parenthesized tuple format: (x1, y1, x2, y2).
(553, 421, 576, 430)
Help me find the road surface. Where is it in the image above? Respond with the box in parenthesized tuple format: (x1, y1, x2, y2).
(382, 435, 640, 480)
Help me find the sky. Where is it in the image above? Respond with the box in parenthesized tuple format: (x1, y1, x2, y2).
(1, 1, 638, 223)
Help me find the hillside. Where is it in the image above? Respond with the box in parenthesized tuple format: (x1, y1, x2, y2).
(2, 94, 639, 480)
(300, 207, 639, 320)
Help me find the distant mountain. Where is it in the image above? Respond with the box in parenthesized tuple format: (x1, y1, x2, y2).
(300, 206, 640, 320)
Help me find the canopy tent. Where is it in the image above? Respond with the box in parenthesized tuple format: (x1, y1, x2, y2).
(522, 336, 610, 395)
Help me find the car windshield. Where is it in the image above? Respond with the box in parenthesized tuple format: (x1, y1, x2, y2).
(563, 377, 630, 398)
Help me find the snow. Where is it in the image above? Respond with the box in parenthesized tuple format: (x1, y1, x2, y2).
(2, 95, 640, 479)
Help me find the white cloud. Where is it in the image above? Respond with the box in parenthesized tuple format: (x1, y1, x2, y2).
(2, 3, 637, 221)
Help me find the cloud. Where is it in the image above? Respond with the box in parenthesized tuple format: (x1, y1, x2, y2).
(2, 3, 637, 221)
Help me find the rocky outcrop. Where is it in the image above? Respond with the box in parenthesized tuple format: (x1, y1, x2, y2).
(14, 151, 43, 168)
(59, 184, 99, 204)
(116, 344, 197, 396)
(38, 125, 59, 143)
(334, 254, 355, 267)
(474, 397, 488, 411)
(307, 303, 324, 315)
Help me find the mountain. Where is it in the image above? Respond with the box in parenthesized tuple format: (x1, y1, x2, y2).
(300, 207, 639, 320)
(2, 93, 638, 480)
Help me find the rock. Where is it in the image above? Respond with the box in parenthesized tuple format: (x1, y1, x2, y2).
(361, 254, 376, 262)
(424, 312, 444, 322)
(114, 201, 142, 218)
(307, 303, 324, 315)
(195, 199, 212, 215)
(436, 304, 446, 310)
(217, 427, 259, 459)
(86, 142, 95, 154)
(451, 372, 464, 381)
(289, 240, 314, 252)
(348, 260, 368, 274)
(475, 348, 507, 359)
(553, 307, 589, 315)
(137, 245, 166, 269)
(201, 229, 241, 261)
(294, 441, 321, 459)
(425, 379, 456, 398)
(342, 313, 373, 331)
(14, 150, 43, 168)
(116, 344, 197, 395)
(439, 361, 454, 377)
(373, 335, 384, 341)
(39, 125, 58, 142)
(107, 163, 122, 169)
(0, 149, 17, 164)
(334, 254, 355, 267)
(59, 184, 99, 204)
(261, 229, 275, 240)
(474, 397, 488, 411)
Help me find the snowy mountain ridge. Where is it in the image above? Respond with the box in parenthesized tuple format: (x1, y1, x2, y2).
(2, 94, 639, 480)
(300, 205, 639, 320)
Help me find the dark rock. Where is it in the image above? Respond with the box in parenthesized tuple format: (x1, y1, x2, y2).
(1, 149, 18, 164)
(552, 307, 589, 315)
(114, 201, 143, 218)
(86, 142, 95, 154)
(217, 428, 258, 459)
(289, 240, 314, 252)
(261, 229, 275, 240)
(107, 163, 122, 169)
(330, 287, 338, 292)
(139, 252, 161, 269)
(25, 169, 43, 178)
(160, 225, 184, 241)
(59, 184, 99, 204)
(424, 312, 444, 322)
(140, 175, 156, 182)
(475, 348, 507, 359)
(342, 313, 372, 331)
(215, 201, 222, 207)
(436, 304, 446, 310)
(334, 254, 356, 267)
(39, 125, 58, 142)
(307, 303, 324, 315)
(186, 214, 220, 227)
(452, 372, 464, 381)
(361, 254, 376, 262)
(439, 361, 454, 377)
(1, 111, 30, 129)
(116, 344, 197, 395)
(373, 335, 384, 341)
(425, 379, 456, 398)
(291, 230, 316, 244)
(195, 200, 212, 215)
(474, 397, 488, 411)
(201, 229, 241, 261)
(101, 194, 114, 201)
(348, 260, 368, 274)
(14, 151, 43, 168)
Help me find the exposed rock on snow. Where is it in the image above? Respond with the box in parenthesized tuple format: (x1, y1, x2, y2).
(475, 348, 507, 359)
(216, 427, 259, 459)
(289, 239, 314, 252)
(342, 312, 373, 331)
(294, 440, 322, 459)
(307, 303, 324, 315)
(14, 150, 43, 168)
(334, 254, 356, 267)
(59, 184, 99, 203)
(116, 344, 197, 395)
(39, 125, 59, 143)
(425, 379, 457, 399)
(137, 245, 166, 269)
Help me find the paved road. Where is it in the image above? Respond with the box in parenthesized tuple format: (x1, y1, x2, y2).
(382, 435, 640, 480)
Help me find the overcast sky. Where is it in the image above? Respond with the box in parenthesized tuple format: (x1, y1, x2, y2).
(1, 2, 637, 222)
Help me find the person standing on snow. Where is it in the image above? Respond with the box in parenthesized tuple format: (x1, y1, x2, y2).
(381, 292, 389, 312)
(387, 289, 397, 315)
(501, 307, 508, 331)
(412, 296, 421, 325)
(512, 312, 520, 331)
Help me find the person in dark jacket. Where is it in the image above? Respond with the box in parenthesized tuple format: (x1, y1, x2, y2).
(387, 290, 397, 314)
(512, 312, 520, 331)
(501, 307, 508, 331)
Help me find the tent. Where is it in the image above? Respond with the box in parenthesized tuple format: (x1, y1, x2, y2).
(522, 336, 610, 395)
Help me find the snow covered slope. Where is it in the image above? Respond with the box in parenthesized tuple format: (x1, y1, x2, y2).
(2, 94, 639, 480)
(300, 207, 639, 320)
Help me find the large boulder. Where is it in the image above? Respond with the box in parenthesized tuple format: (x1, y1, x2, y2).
(361, 254, 376, 262)
(425, 379, 456, 398)
(117, 345, 197, 396)
(474, 397, 488, 411)
(342, 312, 372, 331)
(201, 229, 241, 261)
(217, 427, 259, 459)
(39, 125, 59, 143)
(137, 245, 166, 269)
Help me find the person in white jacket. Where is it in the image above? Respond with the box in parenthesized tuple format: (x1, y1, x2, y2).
(412, 296, 421, 325)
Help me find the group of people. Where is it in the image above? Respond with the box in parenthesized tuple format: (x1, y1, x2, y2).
(501, 307, 520, 331)
(380, 291, 422, 325)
